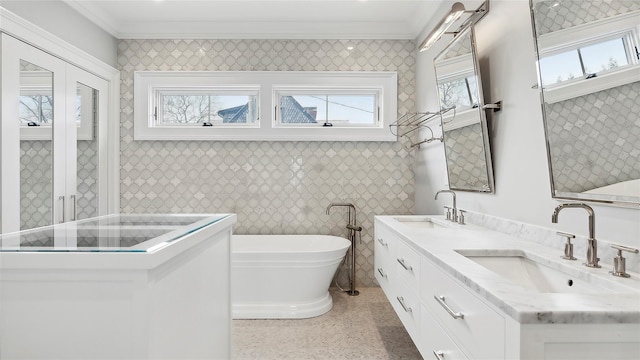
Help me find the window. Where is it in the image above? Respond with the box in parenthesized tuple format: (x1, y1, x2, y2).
(134, 71, 397, 141)
(154, 89, 258, 127)
(274, 90, 378, 127)
(535, 11, 640, 103)
(539, 36, 633, 86)
(19, 67, 94, 140)
(437, 75, 479, 111)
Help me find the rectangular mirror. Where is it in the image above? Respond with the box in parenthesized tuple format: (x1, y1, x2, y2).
(530, 0, 640, 207)
(434, 25, 495, 193)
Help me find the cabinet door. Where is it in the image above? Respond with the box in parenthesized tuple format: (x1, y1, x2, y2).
(2, 34, 67, 232)
(66, 66, 108, 221)
(1, 34, 109, 233)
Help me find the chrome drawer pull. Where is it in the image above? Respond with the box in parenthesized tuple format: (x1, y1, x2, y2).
(396, 296, 412, 313)
(434, 295, 464, 319)
(396, 258, 413, 271)
(377, 238, 388, 248)
(433, 350, 445, 360)
(377, 268, 387, 279)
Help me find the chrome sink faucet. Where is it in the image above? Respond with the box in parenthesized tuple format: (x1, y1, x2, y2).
(551, 203, 600, 268)
(435, 190, 457, 223)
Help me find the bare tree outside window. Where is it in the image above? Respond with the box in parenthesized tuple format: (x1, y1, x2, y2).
(20, 95, 53, 125)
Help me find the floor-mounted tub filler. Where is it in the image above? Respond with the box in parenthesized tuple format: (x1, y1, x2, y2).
(232, 234, 350, 319)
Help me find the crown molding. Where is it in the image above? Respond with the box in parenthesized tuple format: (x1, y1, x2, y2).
(117, 21, 417, 40)
(62, 0, 431, 40)
(63, 0, 121, 38)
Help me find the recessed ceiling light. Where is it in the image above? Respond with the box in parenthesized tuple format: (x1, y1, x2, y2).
(347, 46, 354, 50)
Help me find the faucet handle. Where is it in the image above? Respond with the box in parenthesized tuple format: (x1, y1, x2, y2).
(443, 206, 451, 221)
(610, 244, 639, 278)
(556, 231, 577, 260)
(458, 210, 466, 225)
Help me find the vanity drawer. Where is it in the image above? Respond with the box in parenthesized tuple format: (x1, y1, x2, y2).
(374, 221, 396, 262)
(374, 260, 393, 292)
(390, 285, 421, 338)
(420, 305, 469, 360)
(395, 240, 420, 289)
(421, 258, 505, 360)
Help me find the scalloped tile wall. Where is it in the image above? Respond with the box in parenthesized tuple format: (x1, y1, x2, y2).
(118, 39, 417, 286)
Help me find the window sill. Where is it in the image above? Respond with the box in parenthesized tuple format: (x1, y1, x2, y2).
(542, 65, 640, 104)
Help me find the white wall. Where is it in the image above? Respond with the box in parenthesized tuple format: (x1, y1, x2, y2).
(415, 0, 640, 249)
(0, 0, 117, 67)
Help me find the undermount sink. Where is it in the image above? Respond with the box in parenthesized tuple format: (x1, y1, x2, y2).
(392, 216, 446, 229)
(457, 249, 635, 294)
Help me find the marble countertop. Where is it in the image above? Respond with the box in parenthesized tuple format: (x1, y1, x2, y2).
(376, 215, 640, 324)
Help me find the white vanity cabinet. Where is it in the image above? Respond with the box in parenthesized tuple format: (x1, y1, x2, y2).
(375, 220, 421, 338)
(374, 221, 395, 293)
(375, 218, 502, 359)
(421, 257, 505, 359)
(420, 305, 469, 360)
(374, 217, 640, 360)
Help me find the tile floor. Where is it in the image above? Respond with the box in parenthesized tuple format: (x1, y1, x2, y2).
(232, 287, 422, 359)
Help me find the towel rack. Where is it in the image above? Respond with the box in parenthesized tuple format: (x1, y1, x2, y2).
(410, 126, 443, 149)
(390, 107, 455, 149)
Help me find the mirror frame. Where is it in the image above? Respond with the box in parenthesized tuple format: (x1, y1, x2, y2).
(435, 24, 495, 193)
(529, 0, 640, 208)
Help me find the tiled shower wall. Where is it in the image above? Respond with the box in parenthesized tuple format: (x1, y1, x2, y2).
(118, 39, 417, 287)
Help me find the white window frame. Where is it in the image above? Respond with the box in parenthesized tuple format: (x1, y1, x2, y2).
(537, 10, 640, 104)
(134, 71, 397, 141)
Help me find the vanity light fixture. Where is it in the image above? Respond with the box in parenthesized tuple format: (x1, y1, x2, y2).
(419, 1, 489, 52)
(419, 2, 466, 52)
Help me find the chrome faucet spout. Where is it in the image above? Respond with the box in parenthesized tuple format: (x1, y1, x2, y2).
(551, 203, 599, 268)
(326, 202, 356, 218)
(435, 190, 457, 223)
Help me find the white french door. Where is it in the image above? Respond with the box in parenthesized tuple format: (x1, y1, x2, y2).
(1, 33, 108, 233)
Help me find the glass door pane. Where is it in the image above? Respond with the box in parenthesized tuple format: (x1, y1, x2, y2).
(19, 60, 54, 230)
(75, 82, 98, 221)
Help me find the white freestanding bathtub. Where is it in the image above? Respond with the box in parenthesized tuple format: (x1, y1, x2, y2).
(231, 234, 350, 319)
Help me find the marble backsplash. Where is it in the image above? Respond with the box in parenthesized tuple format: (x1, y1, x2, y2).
(463, 210, 640, 274)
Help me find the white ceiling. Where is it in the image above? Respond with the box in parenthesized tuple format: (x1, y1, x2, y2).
(61, 0, 447, 40)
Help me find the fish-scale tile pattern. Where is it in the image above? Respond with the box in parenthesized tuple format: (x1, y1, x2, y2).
(444, 123, 490, 191)
(118, 39, 417, 286)
(533, 0, 640, 36)
(546, 81, 640, 193)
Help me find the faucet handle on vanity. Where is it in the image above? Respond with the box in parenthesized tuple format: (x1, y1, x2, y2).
(610, 244, 639, 278)
(458, 210, 466, 225)
(443, 206, 452, 221)
(556, 231, 577, 260)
